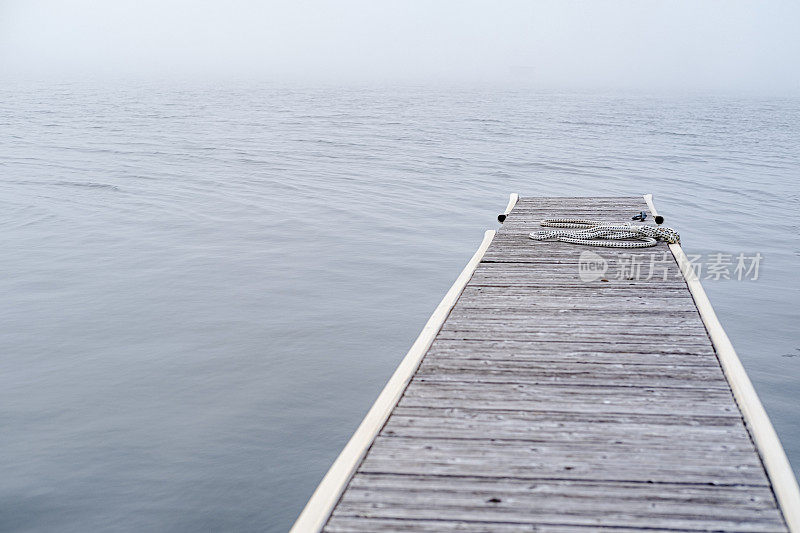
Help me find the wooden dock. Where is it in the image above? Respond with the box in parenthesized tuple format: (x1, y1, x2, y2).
(292, 195, 800, 532)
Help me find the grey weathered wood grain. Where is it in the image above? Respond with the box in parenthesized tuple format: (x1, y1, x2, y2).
(401, 381, 739, 417)
(328, 475, 785, 532)
(322, 197, 787, 532)
(414, 359, 726, 387)
(426, 338, 716, 356)
(460, 285, 693, 298)
(454, 298, 698, 312)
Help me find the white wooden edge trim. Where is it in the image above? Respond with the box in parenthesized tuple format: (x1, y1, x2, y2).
(503, 193, 520, 215)
(644, 193, 800, 531)
(289, 228, 498, 533)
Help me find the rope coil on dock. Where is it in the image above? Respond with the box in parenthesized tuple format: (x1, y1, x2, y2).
(529, 218, 680, 248)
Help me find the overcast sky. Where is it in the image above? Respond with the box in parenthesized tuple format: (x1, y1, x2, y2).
(2, 0, 799, 92)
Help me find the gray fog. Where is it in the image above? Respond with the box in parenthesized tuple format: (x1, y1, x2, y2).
(2, 0, 799, 92)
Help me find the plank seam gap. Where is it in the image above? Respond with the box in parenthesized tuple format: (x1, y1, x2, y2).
(355, 471, 771, 488)
(329, 514, 770, 532)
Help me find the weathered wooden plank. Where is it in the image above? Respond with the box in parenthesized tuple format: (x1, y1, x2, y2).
(503, 212, 655, 222)
(445, 312, 704, 329)
(346, 473, 778, 507)
(484, 243, 678, 258)
(510, 203, 646, 210)
(391, 405, 742, 428)
(467, 266, 683, 278)
(513, 196, 642, 202)
(453, 298, 698, 312)
(415, 360, 726, 389)
(448, 306, 699, 317)
(467, 277, 691, 289)
(435, 332, 710, 346)
(415, 359, 725, 386)
(440, 321, 709, 337)
(479, 256, 685, 266)
(400, 381, 738, 417)
(454, 288, 695, 301)
(500, 218, 659, 229)
(424, 346, 719, 367)
(359, 436, 767, 485)
(378, 413, 754, 449)
(478, 256, 685, 268)
(499, 218, 662, 231)
(326, 516, 620, 533)
(434, 333, 711, 346)
(505, 204, 651, 211)
(444, 316, 705, 331)
(485, 239, 664, 248)
(499, 207, 657, 216)
(327, 475, 785, 532)
(458, 285, 693, 298)
(325, 516, 690, 533)
(469, 267, 688, 286)
(481, 250, 683, 265)
(482, 246, 668, 257)
(426, 338, 716, 356)
(439, 324, 709, 338)
(429, 339, 715, 355)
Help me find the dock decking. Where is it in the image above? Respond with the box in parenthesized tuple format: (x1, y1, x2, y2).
(293, 196, 799, 532)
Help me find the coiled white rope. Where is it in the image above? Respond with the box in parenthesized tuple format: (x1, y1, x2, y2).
(529, 218, 680, 248)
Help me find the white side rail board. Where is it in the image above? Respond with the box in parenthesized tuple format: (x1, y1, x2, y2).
(504, 193, 520, 216)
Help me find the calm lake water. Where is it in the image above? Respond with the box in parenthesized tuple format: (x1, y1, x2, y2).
(1, 82, 798, 532)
